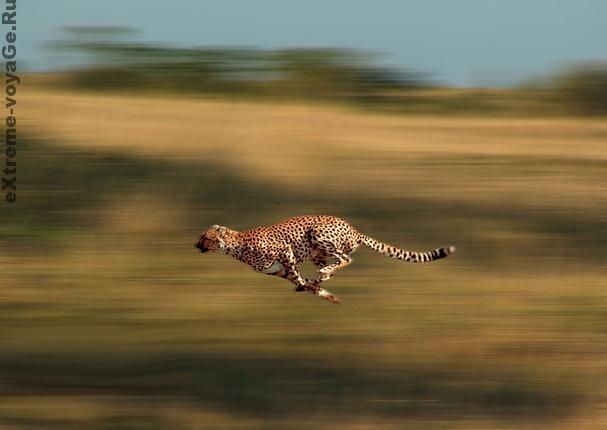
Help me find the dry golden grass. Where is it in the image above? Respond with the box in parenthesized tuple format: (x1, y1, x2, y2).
(2, 88, 606, 429)
(23, 89, 607, 208)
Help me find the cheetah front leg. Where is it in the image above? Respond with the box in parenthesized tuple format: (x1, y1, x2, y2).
(278, 247, 341, 305)
(303, 280, 342, 304)
(294, 252, 342, 304)
(273, 264, 340, 304)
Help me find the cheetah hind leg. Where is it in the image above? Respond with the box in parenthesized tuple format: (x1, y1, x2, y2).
(276, 268, 340, 304)
(312, 251, 352, 284)
(276, 247, 341, 305)
(302, 253, 341, 304)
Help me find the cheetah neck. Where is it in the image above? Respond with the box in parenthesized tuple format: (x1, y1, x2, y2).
(222, 230, 244, 259)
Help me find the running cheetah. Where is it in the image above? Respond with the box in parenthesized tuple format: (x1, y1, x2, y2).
(195, 215, 455, 304)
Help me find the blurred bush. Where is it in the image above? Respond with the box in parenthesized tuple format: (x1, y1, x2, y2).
(51, 27, 425, 101)
(553, 63, 607, 114)
(46, 27, 607, 117)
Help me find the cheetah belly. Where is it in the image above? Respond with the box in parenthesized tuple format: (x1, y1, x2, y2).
(261, 261, 283, 274)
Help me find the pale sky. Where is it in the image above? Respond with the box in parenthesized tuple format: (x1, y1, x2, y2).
(21, 0, 607, 86)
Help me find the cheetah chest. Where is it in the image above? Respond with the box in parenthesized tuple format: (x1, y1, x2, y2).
(260, 260, 284, 274)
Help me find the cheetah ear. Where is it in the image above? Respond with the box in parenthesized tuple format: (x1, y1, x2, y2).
(210, 224, 227, 235)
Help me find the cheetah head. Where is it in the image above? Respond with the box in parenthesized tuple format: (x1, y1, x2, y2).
(195, 225, 229, 254)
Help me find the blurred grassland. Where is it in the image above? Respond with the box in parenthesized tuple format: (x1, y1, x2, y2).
(1, 88, 606, 429)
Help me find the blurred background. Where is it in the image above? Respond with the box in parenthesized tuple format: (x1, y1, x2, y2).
(2, 1, 607, 429)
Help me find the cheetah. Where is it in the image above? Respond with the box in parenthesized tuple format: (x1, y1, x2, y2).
(195, 215, 455, 305)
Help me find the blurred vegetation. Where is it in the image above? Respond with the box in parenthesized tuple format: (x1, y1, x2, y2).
(552, 63, 607, 114)
(50, 27, 423, 102)
(41, 26, 607, 116)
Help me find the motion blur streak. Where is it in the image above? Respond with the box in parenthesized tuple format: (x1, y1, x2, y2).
(1, 46, 607, 429)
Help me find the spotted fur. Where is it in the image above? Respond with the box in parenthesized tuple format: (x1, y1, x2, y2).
(195, 215, 455, 304)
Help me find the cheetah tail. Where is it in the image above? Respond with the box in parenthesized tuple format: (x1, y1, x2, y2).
(359, 234, 455, 263)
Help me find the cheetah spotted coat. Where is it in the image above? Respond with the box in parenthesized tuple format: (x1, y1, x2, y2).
(195, 215, 455, 304)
